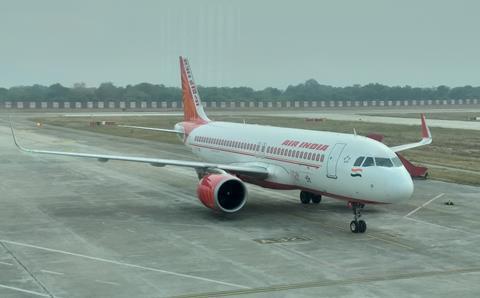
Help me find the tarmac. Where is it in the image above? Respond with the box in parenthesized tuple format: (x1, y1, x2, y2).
(0, 116, 479, 297)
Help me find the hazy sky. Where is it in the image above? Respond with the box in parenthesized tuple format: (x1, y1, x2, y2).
(1, 0, 479, 89)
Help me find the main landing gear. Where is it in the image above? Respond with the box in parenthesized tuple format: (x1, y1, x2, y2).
(349, 202, 367, 233)
(300, 191, 322, 204)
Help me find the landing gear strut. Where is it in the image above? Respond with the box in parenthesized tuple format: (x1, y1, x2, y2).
(349, 202, 367, 233)
(300, 191, 322, 204)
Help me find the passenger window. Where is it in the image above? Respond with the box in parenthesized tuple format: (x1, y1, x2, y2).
(362, 157, 375, 167)
(375, 157, 393, 167)
(354, 157, 365, 167)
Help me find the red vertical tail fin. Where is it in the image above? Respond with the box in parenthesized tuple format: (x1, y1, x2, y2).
(179, 56, 210, 123)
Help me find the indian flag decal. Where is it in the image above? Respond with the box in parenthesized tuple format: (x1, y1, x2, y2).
(351, 167, 362, 177)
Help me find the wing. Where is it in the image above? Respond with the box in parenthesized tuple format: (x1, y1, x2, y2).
(117, 125, 184, 134)
(390, 114, 432, 152)
(10, 124, 268, 179)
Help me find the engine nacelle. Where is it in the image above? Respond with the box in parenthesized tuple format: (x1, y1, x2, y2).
(197, 174, 247, 213)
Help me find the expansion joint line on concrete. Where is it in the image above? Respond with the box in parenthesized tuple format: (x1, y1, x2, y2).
(0, 241, 56, 298)
(0, 239, 249, 290)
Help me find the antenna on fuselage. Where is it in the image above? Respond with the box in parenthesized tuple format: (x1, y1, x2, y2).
(353, 128, 357, 136)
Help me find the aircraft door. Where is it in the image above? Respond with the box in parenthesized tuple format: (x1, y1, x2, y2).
(326, 143, 346, 179)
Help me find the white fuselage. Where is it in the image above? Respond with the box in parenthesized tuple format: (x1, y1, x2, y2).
(180, 121, 414, 204)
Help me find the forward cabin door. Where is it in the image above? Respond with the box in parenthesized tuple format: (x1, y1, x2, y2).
(326, 143, 346, 179)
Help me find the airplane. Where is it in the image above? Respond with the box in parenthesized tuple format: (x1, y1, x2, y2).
(11, 56, 432, 233)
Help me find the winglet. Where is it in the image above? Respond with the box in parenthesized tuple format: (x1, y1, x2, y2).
(10, 118, 29, 152)
(421, 113, 431, 140)
(390, 114, 432, 152)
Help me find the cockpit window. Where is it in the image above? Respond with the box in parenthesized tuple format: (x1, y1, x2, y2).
(375, 157, 393, 167)
(362, 157, 375, 167)
(353, 157, 365, 167)
(392, 156, 403, 167)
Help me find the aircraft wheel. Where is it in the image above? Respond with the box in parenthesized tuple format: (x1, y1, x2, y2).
(300, 191, 311, 204)
(350, 221, 359, 233)
(311, 195, 322, 204)
(358, 220, 367, 233)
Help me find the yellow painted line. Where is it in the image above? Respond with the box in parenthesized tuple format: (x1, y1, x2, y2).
(170, 267, 480, 298)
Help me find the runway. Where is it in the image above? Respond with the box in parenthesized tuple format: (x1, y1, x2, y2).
(39, 105, 480, 130)
(0, 118, 479, 297)
(266, 112, 480, 131)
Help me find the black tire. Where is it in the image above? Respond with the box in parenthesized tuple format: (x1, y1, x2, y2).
(350, 220, 359, 233)
(358, 220, 367, 233)
(300, 191, 311, 204)
(311, 195, 322, 204)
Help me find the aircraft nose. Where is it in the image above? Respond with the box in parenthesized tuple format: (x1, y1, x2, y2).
(388, 171, 414, 202)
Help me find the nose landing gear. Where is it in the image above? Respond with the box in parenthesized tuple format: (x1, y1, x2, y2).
(349, 202, 367, 233)
(300, 191, 322, 204)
